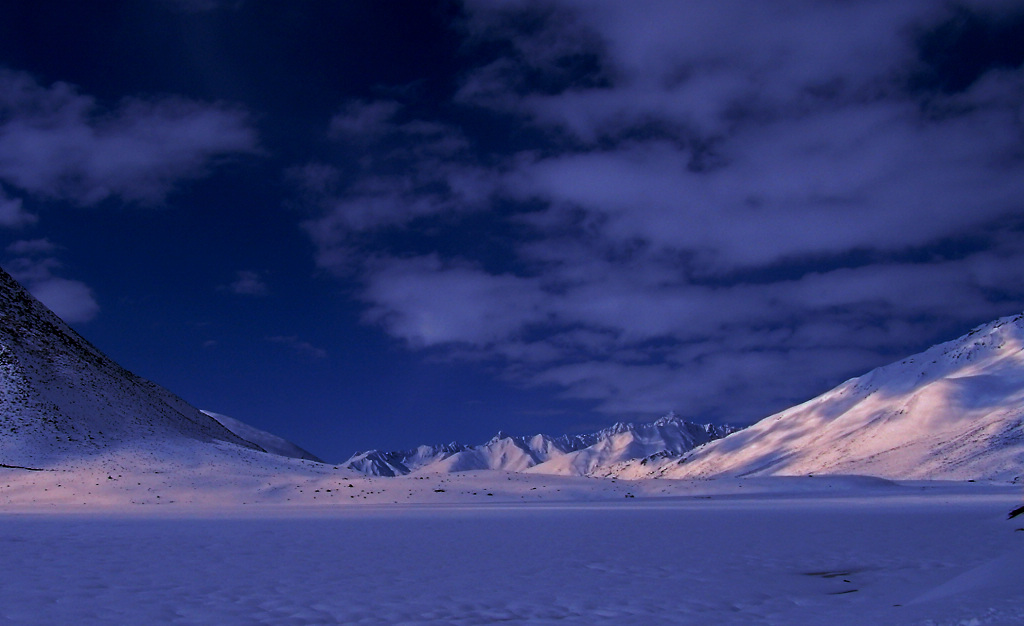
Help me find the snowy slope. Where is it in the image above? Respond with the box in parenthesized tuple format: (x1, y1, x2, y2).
(0, 265, 315, 470)
(620, 314, 1024, 482)
(202, 411, 323, 462)
(344, 413, 736, 476)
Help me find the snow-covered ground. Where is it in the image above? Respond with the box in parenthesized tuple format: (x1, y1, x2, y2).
(1, 474, 1021, 625)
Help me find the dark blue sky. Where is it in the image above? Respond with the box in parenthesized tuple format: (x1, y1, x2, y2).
(2, 1, 1024, 462)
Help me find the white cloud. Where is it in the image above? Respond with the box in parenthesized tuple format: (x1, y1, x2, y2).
(5, 238, 57, 255)
(3, 251, 99, 324)
(226, 270, 269, 296)
(27, 277, 100, 324)
(0, 70, 258, 206)
(489, 31, 1024, 272)
(362, 256, 548, 347)
(0, 186, 36, 228)
(359, 241, 1024, 421)
(298, 101, 496, 272)
(304, 1, 1024, 423)
(267, 335, 327, 360)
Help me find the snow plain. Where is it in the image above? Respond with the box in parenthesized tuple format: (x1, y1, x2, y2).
(2, 473, 1022, 625)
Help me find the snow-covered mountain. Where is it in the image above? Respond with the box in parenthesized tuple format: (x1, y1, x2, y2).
(612, 314, 1024, 482)
(345, 442, 470, 476)
(344, 414, 737, 477)
(0, 266, 316, 469)
(202, 411, 323, 462)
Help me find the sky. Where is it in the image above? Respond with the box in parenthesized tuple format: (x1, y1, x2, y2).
(2, 0, 1024, 462)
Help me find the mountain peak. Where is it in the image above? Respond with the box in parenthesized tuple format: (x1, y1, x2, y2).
(488, 430, 510, 443)
(652, 411, 683, 426)
(0, 266, 296, 468)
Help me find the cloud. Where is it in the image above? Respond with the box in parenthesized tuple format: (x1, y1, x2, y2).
(5, 238, 57, 255)
(360, 239, 1024, 422)
(266, 335, 327, 360)
(362, 255, 548, 347)
(296, 100, 494, 271)
(0, 70, 258, 206)
(505, 103, 1024, 272)
(302, 1, 1024, 424)
(3, 242, 99, 323)
(24, 277, 100, 324)
(225, 270, 269, 296)
(328, 100, 403, 139)
(0, 185, 36, 228)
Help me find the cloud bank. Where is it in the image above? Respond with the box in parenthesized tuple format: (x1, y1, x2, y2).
(301, 1, 1024, 423)
(0, 69, 258, 208)
(0, 69, 259, 324)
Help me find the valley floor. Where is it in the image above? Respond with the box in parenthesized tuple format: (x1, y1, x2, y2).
(0, 476, 1022, 625)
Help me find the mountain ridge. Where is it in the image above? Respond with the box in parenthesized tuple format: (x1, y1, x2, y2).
(343, 413, 738, 477)
(606, 314, 1024, 482)
(0, 266, 318, 468)
(202, 411, 323, 463)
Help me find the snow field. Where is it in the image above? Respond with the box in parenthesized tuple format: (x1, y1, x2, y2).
(1, 482, 1021, 625)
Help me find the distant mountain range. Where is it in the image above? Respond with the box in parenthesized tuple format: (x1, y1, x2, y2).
(344, 415, 737, 476)
(1, 263, 1022, 484)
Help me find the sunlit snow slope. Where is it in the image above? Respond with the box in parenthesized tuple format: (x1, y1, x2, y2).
(202, 411, 322, 462)
(619, 314, 1024, 482)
